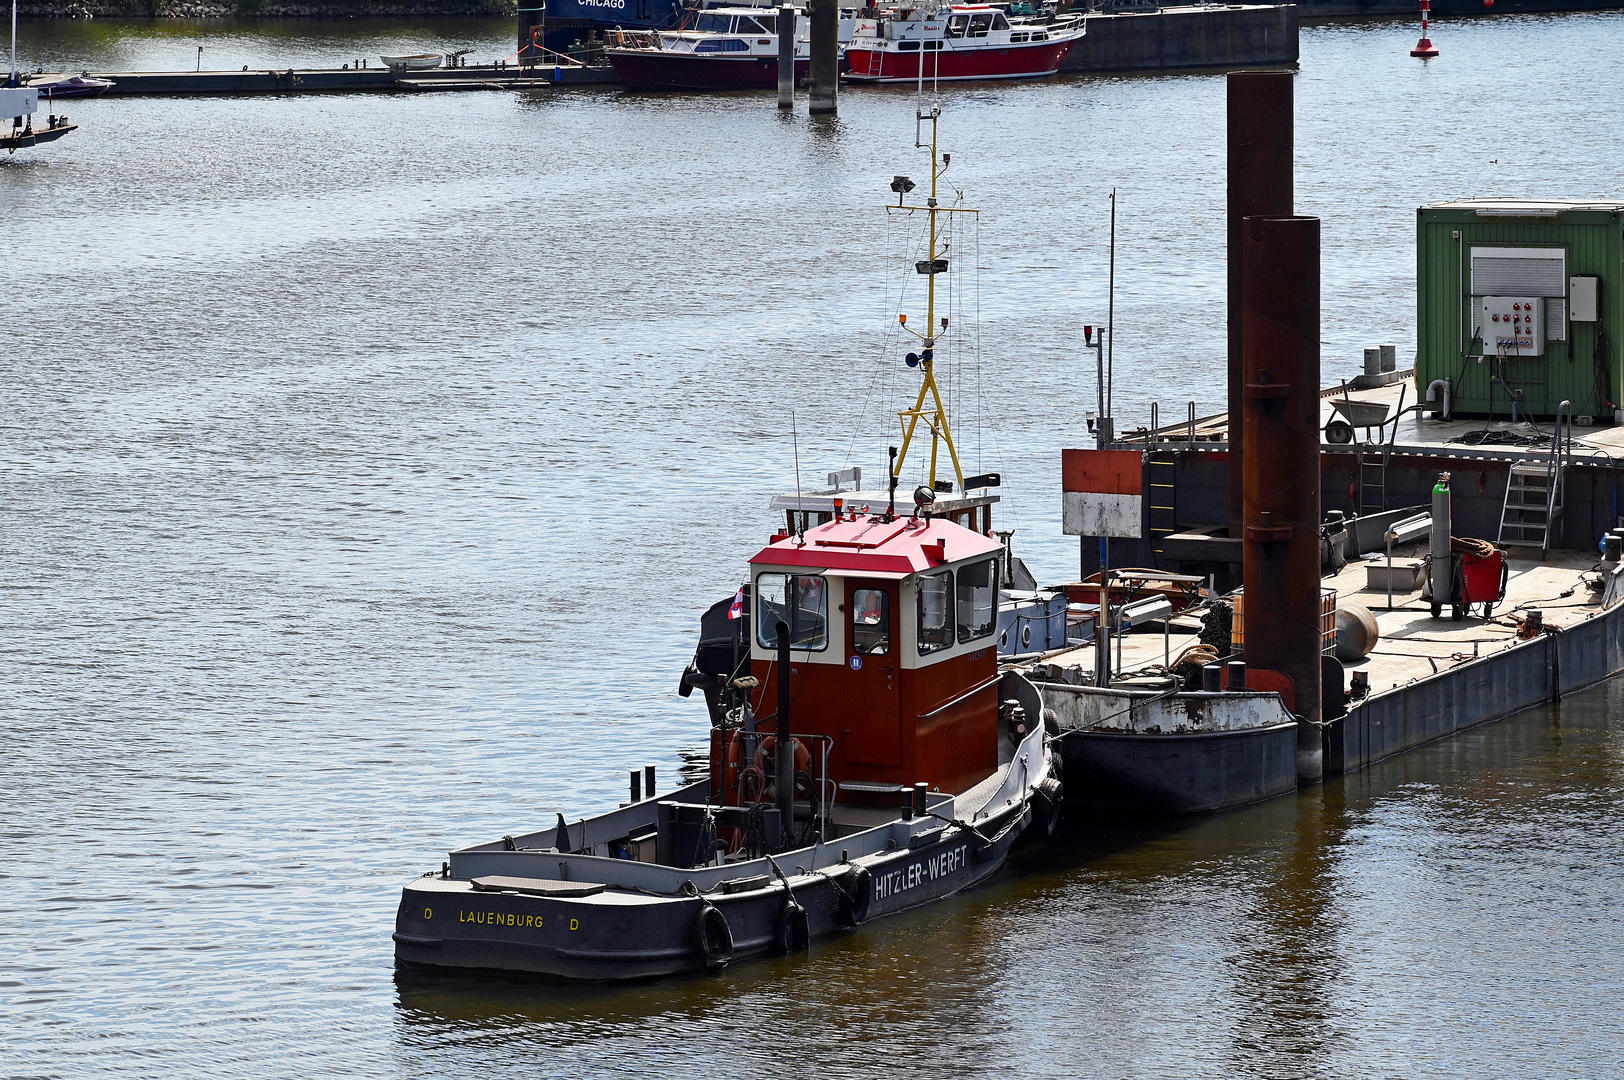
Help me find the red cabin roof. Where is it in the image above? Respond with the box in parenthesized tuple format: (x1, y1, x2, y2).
(750, 514, 1004, 577)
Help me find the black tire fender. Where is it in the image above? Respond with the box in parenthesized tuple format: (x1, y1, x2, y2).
(775, 899, 810, 954)
(839, 864, 872, 927)
(1034, 776, 1064, 840)
(694, 901, 733, 971)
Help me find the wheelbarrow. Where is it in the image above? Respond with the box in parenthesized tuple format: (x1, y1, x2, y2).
(1324, 397, 1392, 444)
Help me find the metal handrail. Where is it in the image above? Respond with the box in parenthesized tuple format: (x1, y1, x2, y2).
(1546, 399, 1573, 553)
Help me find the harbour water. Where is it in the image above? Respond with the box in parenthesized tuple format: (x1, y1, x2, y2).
(4, 12, 1624, 1078)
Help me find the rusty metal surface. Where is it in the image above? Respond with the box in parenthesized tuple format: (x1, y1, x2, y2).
(1060, 447, 1145, 494)
(1226, 70, 1294, 534)
(1241, 214, 1322, 783)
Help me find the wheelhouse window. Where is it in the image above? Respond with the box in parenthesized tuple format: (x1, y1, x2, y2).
(851, 588, 890, 655)
(956, 558, 997, 643)
(967, 13, 992, 36)
(692, 13, 730, 31)
(756, 572, 828, 651)
(738, 15, 768, 32)
(990, 12, 1009, 29)
(946, 13, 968, 37)
(917, 571, 954, 654)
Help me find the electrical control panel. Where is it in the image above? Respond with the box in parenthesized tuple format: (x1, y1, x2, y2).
(1482, 296, 1545, 357)
(1570, 275, 1599, 322)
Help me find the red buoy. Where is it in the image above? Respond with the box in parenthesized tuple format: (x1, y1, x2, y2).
(1411, 0, 1440, 56)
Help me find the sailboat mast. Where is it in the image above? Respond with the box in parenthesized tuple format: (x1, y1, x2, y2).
(10, 0, 19, 88)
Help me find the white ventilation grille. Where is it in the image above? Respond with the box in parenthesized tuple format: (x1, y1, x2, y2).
(1471, 247, 1567, 342)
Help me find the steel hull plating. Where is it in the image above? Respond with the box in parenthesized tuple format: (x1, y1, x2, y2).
(842, 39, 1074, 82)
(606, 49, 811, 91)
(1059, 722, 1298, 814)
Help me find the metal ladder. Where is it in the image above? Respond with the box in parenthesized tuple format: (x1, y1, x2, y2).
(1143, 403, 1182, 560)
(1358, 444, 1388, 516)
(1498, 400, 1573, 556)
(1354, 384, 1406, 516)
(1146, 450, 1179, 559)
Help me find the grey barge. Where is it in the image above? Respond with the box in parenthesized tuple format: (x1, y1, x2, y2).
(1035, 72, 1624, 816)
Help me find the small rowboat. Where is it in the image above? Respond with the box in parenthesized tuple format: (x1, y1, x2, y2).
(380, 53, 443, 71)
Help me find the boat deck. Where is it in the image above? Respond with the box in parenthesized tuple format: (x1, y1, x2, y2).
(1128, 368, 1624, 463)
(1038, 544, 1605, 694)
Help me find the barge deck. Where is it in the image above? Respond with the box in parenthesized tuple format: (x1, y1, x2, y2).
(1036, 542, 1618, 811)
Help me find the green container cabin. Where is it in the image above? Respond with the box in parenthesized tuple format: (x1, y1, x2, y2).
(1416, 199, 1624, 421)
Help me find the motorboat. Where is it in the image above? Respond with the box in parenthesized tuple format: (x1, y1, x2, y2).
(25, 74, 112, 98)
(605, 7, 810, 92)
(393, 107, 1060, 982)
(604, 4, 862, 92)
(380, 53, 444, 71)
(843, 3, 1084, 83)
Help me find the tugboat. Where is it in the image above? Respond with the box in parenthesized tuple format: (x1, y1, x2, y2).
(393, 102, 1059, 983)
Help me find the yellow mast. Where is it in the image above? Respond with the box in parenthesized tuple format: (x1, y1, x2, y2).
(890, 103, 977, 492)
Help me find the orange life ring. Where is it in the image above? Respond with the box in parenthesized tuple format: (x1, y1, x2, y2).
(750, 735, 812, 801)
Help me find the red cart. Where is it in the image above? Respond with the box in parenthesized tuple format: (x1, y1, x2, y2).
(1460, 547, 1508, 618)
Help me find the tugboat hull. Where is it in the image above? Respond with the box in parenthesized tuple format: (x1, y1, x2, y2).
(394, 799, 1028, 981)
(395, 700, 1051, 982)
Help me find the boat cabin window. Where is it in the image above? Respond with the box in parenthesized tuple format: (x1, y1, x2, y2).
(691, 13, 732, 31)
(897, 39, 919, 50)
(990, 12, 1009, 29)
(738, 15, 770, 32)
(696, 37, 752, 51)
(917, 571, 954, 654)
(851, 588, 891, 655)
(756, 572, 828, 651)
(967, 13, 993, 36)
(955, 558, 997, 643)
(1009, 31, 1029, 42)
(946, 13, 967, 36)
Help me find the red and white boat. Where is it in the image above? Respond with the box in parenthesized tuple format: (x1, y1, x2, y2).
(843, 4, 1083, 84)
